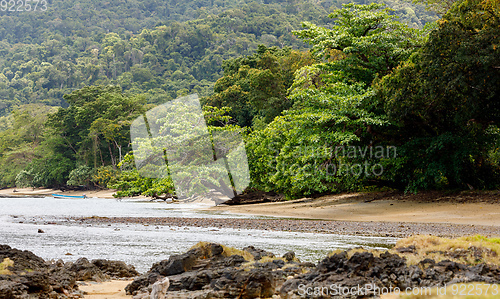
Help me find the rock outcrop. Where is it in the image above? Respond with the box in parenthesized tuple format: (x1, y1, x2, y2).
(126, 243, 500, 299)
(126, 243, 308, 299)
(0, 245, 138, 298)
(280, 251, 500, 298)
(2, 242, 500, 299)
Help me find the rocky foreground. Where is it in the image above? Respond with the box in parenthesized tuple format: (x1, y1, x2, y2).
(125, 240, 500, 298)
(0, 244, 138, 298)
(2, 236, 500, 298)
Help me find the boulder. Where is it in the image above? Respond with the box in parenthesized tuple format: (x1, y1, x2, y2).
(92, 259, 139, 278)
(242, 246, 274, 260)
(65, 257, 108, 281)
(150, 248, 203, 277)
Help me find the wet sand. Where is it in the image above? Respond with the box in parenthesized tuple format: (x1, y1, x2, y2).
(209, 192, 500, 227)
(79, 280, 132, 299)
(66, 215, 500, 238)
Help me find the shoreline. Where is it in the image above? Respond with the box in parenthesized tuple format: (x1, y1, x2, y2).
(209, 191, 500, 227)
(2, 188, 499, 237)
(63, 216, 500, 238)
(0, 187, 147, 200)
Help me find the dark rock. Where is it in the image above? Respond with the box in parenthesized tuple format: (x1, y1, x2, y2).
(240, 269, 275, 299)
(210, 268, 275, 299)
(242, 246, 274, 260)
(65, 257, 107, 281)
(283, 251, 296, 262)
(23, 271, 51, 292)
(208, 244, 224, 257)
(0, 280, 27, 299)
(0, 245, 79, 298)
(150, 248, 203, 276)
(255, 259, 285, 270)
(396, 245, 416, 254)
(127, 243, 500, 299)
(92, 259, 139, 278)
(222, 254, 246, 267)
(0, 244, 46, 273)
(281, 248, 500, 298)
(125, 275, 148, 295)
(299, 261, 316, 268)
(188, 270, 212, 290)
(48, 269, 76, 293)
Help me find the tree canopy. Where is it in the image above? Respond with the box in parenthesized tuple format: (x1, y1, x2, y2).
(2, 0, 497, 200)
(376, 0, 500, 190)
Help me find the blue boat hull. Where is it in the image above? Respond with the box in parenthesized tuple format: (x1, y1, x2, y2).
(52, 194, 87, 199)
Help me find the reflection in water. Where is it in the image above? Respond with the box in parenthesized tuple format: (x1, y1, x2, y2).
(0, 197, 397, 272)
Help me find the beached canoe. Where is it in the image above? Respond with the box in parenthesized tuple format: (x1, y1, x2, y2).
(52, 194, 87, 199)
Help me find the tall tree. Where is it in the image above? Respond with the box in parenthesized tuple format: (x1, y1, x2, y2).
(204, 46, 314, 127)
(247, 3, 426, 198)
(377, 0, 500, 190)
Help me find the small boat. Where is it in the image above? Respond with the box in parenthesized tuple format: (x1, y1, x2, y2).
(52, 194, 87, 199)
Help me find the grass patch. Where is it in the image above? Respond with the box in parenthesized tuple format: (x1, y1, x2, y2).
(325, 235, 500, 267)
(0, 258, 14, 275)
(394, 235, 500, 266)
(328, 247, 385, 258)
(190, 242, 254, 261)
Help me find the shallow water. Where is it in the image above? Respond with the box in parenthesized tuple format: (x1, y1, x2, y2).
(0, 197, 397, 272)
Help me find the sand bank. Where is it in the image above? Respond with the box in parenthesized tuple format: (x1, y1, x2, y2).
(210, 192, 500, 227)
(0, 187, 125, 199)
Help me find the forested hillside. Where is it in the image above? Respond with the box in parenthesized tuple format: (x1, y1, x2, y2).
(0, 0, 436, 116)
(5, 0, 495, 200)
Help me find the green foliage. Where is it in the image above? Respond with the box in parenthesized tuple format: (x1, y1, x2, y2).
(294, 3, 427, 84)
(67, 165, 95, 187)
(410, 0, 458, 15)
(109, 169, 157, 198)
(109, 161, 175, 198)
(245, 3, 425, 198)
(3, 0, 482, 198)
(0, 0, 437, 117)
(204, 46, 315, 127)
(15, 170, 34, 188)
(0, 104, 54, 186)
(377, 0, 500, 190)
(92, 166, 119, 189)
(131, 97, 246, 198)
(0, 0, 336, 117)
(247, 84, 386, 198)
(17, 153, 75, 188)
(0, 85, 148, 189)
(47, 85, 147, 170)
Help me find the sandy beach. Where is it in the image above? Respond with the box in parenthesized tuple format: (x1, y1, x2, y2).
(0, 187, 123, 199)
(79, 280, 133, 299)
(210, 192, 500, 227)
(4, 189, 499, 227)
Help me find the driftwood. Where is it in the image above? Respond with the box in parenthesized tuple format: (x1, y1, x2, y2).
(222, 191, 283, 205)
(151, 193, 178, 201)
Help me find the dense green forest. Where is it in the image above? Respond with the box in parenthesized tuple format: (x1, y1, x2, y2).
(1, 0, 498, 199)
(0, 0, 436, 116)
